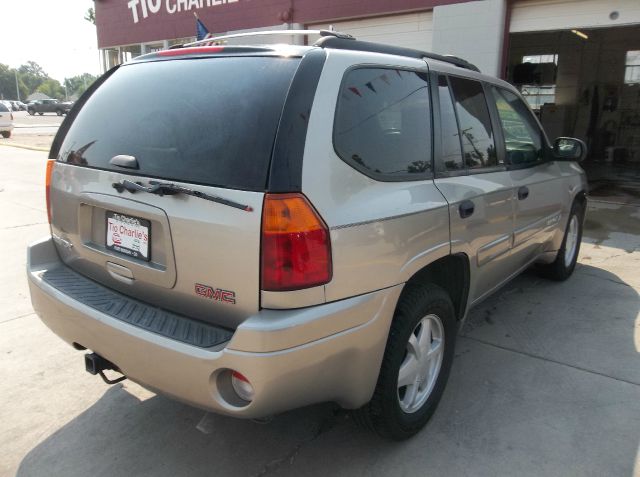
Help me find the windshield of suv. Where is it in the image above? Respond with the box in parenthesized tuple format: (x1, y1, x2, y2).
(57, 56, 301, 191)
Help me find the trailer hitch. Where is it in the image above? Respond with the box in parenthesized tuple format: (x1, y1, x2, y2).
(85, 353, 127, 385)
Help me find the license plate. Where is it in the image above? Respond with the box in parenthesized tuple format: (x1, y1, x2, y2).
(106, 212, 151, 261)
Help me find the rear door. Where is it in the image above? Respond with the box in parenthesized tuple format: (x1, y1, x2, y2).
(488, 86, 563, 265)
(49, 55, 301, 329)
(432, 74, 518, 304)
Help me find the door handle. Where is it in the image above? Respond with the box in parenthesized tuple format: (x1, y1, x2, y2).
(518, 186, 529, 200)
(459, 200, 475, 219)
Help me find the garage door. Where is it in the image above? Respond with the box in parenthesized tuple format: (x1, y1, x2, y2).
(308, 12, 433, 51)
(511, 0, 640, 33)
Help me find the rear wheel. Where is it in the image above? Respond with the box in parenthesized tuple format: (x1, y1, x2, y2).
(537, 200, 584, 281)
(352, 284, 456, 440)
(38, 112, 44, 116)
(28, 109, 34, 116)
(1, 131, 10, 139)
(56, 109, 63, 116)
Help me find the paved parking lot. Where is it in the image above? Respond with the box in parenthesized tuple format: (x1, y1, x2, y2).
(0, 146, 638, 477)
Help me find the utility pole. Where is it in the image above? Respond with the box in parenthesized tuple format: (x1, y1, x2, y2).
(14, 70, 20, 101)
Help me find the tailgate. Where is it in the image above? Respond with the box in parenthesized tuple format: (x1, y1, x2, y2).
(49, 55, 301, 328)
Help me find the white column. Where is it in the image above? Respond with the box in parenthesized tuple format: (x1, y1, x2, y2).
(432, 0, 507, 77)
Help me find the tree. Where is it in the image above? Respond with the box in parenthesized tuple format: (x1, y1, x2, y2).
(18, 61, 49, 94)
(64, 73, 97, 98)
(37, 79, 65, 100)
(0, 64, 28, 100)
(85, 7, 96, 25)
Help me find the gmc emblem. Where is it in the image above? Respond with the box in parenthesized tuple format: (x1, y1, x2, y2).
(194, 283, 236, 305)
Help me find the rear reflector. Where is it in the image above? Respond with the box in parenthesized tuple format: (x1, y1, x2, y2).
(231, 371, 254, 402)
(45, 159, 55, 223)
(261, 193, 332, 291)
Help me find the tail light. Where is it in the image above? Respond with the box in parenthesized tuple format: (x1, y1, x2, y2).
(45, 159, 55, 223)
(261, 193, 332, 291)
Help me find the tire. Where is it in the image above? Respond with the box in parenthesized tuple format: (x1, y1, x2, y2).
(28, 109, 35, 116)
(38, 112, 44, 116)
(1, 131, 10, 139)
(352, 283, 457, 440)
(56, 109, 63, 116)
(537, 199, 585, 281)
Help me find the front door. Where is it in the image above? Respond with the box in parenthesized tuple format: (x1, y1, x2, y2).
(488, 86, 564, 267)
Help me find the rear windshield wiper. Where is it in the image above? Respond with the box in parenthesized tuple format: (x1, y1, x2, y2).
(113, 179, 253, 212)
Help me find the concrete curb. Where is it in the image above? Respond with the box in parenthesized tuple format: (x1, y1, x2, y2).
(0, 142, 49, 152)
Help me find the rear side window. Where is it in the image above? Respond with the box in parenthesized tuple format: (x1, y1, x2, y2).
(490, 86, 543, 165)
(0, 104, 8, 112)
(448, 76, 499, 170)
(437, 75, 463, 172)
(334, 67, 432, 180)
(58, 57, 300, 191)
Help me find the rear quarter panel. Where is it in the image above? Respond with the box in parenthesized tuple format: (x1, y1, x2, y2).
(299, 50, 451, 304)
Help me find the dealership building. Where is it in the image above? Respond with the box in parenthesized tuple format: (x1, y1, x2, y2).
(95, 0, 640, 181)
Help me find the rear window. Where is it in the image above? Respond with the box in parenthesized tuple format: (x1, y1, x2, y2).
(57, 57, 300, 191)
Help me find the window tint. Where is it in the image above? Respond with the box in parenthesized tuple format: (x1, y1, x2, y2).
(491, 87, 543, 165)
(334, 68, 432, 179)
(0, 103, 9, 112)
(448, 76, 498, 170)
(437, 76, 463, 172)
(58, 57, 300, 191)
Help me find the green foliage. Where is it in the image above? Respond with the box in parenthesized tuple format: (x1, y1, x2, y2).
(0, 60, 95, 101)
(37, 79, 66, 100)
(64, 73, 97, 98)
(85, 7, 96, 25)
(18, 61, 49, 94)
(0, 63, 29, 100)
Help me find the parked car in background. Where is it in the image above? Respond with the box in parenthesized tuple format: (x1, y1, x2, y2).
(0, 102, 14, 138)
(27, 32, 588, 440)
(27, 99, 72, 116)
(11, 101, 27, 111)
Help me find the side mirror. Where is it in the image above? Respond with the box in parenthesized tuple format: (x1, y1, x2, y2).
(553, 137, 587, 162)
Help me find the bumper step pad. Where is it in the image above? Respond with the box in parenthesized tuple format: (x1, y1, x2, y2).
(41, 267, 232, 348)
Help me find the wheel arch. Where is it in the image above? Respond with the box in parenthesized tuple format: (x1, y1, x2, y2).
(401, 253, 470, 321)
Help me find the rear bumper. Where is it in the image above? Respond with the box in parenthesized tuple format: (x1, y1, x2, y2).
(27, 237, 401, 418)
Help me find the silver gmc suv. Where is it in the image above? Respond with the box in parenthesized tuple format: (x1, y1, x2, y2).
(27, 31, 587, 440)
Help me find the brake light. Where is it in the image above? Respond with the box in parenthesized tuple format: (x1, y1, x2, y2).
(261, 193, 332, 291)
(157, 46, 224, 57)
(45, 159, 55, 223)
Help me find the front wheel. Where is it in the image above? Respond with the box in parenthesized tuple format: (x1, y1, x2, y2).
(38, 112, 44, 116)
(537, 200, 584, 281)
(28, 109, 35, 116)
(56, 109, 63, 116)
(352, 284, 456, 440)
(1, 131, 10, 138)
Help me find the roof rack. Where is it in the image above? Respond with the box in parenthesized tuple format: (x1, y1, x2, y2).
(181, 29, 353, 48)
(314, 36, 480, 73)
(174, 29, 479, 72)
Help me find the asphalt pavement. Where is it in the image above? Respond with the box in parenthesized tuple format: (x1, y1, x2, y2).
(0, 146, 638, 477)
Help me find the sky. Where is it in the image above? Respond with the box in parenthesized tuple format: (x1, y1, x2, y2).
(0, 0, 100, 82)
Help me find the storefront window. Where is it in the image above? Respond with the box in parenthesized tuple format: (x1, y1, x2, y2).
(624, 50, 640, 84)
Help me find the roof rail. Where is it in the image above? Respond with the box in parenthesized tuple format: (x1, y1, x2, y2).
(314, 36, 480, 73)
(181, 29, 354, 48)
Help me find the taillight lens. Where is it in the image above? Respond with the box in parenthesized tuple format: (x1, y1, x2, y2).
(261, 193, 332, 291)
(45, 159, 55, 223)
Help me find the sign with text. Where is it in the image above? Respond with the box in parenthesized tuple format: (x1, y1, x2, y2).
(127, 0, 239, 24)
